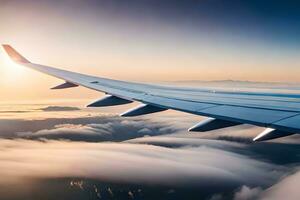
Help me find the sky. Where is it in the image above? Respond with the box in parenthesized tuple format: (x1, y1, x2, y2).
(0, 2, 300, 199)
(1, 0, 300, 101)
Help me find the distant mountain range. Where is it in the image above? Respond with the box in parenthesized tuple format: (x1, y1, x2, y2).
(163, 80, 300, 91)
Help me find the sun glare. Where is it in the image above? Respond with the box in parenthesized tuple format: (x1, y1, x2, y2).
(0, 47, 27, 84)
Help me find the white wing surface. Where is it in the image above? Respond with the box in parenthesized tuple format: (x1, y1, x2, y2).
(3, 45, 300, 141)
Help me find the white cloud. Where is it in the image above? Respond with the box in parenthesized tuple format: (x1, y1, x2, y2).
(234, 186, 262, 200)
(0, 139, 283, 189)
(11, 117, 178, 142)
(260, 170, 300, 200)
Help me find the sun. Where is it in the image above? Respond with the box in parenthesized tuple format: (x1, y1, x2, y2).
(0, 46, 27, 84)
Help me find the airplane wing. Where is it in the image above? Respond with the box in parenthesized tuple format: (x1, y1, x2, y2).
(3, 44, 300, 142)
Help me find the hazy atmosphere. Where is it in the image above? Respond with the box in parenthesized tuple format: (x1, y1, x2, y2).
(1, 0, 300, 101)
(1, 0, 300, 200)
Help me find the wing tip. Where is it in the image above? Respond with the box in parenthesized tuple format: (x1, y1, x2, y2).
(2, 44, 30, 63)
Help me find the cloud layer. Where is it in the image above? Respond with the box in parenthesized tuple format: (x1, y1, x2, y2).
(0, 139, 283, 188)
(39, 106, 81, 111)
(0, 115, 178, 142)
(0, 105, 299, 199)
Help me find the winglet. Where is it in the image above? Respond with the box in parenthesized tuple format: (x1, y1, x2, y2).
(2, 44, 30, 63)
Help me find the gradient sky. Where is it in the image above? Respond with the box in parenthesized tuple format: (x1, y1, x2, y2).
(1, 0, 300, 100)
(1, 2, 300, 199)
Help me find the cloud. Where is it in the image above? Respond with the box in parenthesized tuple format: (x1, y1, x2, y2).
(39, 106, 81, 111)
(0, 116, 179, 141)
(0, 105, 81, 114)
(234, 186, 262, 200)
(209, 194, 223, 200)
(129, 136, 300, 166)
(16, 120, 177, 142)
(0, 105, 299, 199)
(0, 110, 30, 113)
(0, 139, 283, 190)
(259, 170, 300, 200)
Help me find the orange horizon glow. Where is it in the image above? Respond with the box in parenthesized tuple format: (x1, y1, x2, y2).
(1, 1, 300, 101)
(1, 45, 300, 101)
